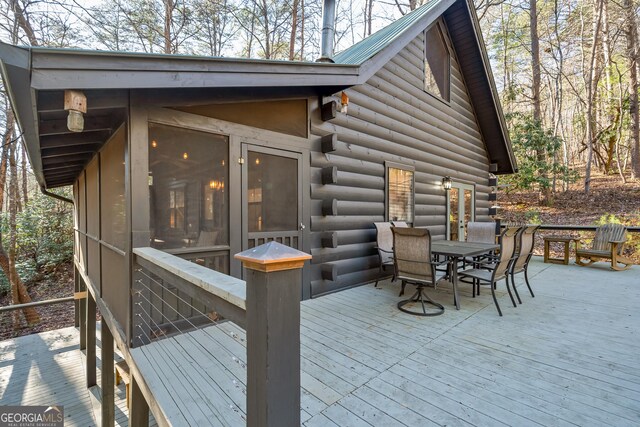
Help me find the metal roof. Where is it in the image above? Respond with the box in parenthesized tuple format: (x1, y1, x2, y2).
(334, 0, 444, 65)
(0, 0, 515, 189)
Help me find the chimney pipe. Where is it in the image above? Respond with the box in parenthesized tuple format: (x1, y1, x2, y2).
(317, 0, 336, 62)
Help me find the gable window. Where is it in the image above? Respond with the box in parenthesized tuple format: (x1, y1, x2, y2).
(424, 23, 450, 102)
(386, 162, 415, 224)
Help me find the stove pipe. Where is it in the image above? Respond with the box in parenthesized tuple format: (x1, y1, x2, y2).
(317, 0, 336, 62)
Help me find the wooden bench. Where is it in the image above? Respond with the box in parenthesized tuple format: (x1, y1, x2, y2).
(575, 224, 633, 271)
(115, 360, 130, 408)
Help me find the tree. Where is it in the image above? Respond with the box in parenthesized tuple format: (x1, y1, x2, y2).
(624, 0, 640, 179)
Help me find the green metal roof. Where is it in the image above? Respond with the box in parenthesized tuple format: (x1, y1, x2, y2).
(334, 0, 443, 65)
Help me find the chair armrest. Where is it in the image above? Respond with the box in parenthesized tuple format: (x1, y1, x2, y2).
(608, 239, 626, 244)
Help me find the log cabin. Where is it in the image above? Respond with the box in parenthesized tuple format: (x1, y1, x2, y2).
(0, 0, 516, 424)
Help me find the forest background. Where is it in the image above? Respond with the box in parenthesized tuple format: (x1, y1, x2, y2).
(0, 0, 638, 337)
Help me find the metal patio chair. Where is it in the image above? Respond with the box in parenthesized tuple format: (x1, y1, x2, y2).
(458, 226, 521, 316)
(510, 225, 540, 303)
(391, 227, 446, 316)
(374, 222, 396, 289)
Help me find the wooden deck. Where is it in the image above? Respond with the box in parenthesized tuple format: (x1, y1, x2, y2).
(0, 326, 138, 426)
(2, 257, 640, 426)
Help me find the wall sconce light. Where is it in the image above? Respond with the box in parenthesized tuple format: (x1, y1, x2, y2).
(340, 91, 349, 114)
(442, 176, 452, 190)
(183, 152, 189, 160)
(64, 90, 86, 133)
(255, 157, 260, 165)
(151, 140, 158, 148)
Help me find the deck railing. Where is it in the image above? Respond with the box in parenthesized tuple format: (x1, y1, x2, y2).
(132, 244, 309, 426)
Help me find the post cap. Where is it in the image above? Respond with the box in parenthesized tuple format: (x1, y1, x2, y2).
(235, 241, 312, 272)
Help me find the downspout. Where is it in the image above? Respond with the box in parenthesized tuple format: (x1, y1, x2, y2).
(41, 186, 73, 204)
(317, 0, 336, 62)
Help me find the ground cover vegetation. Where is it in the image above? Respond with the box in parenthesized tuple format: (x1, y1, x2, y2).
(0, 0, 638, 336)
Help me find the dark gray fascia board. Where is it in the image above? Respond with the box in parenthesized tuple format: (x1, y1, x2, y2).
(0, 43, 45, 185)
(28, 47, 360, 91)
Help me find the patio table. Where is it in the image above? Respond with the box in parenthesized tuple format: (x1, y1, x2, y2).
(431, 241, 499, 310)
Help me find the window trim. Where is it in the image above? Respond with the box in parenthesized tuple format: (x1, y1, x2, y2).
(423, 21, 451, 104)
(385, 161, 416, 224)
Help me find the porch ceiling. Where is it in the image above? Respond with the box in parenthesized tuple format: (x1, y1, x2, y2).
(36, 90, 127, 188)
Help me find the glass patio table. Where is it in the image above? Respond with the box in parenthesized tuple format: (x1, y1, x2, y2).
(431, 240, 499, 310)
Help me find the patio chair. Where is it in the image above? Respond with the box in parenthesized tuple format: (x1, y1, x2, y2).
(458, 226, 521, 316)
(374, 222, 395, 288)
(510, 225, 540, 303)
(575, 223, 633, 271)
(392, 227, 446, 316)
(460, 221, 496, 292)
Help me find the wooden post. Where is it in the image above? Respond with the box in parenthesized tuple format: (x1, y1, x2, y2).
(101, 318, 115, 427)
(129, 374, 149, 427)
(86, 291, 97, 388)
(79, 271, 87, 351)
(235, 242, 311, 427)
(74, 268, 80, 328)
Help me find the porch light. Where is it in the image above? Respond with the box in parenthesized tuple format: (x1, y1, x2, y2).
(442, 176, 452, 190)
(183, 152, 189, 160)
(341, 91, 349, 114)
(151, 140, 158, 148)
(64, 90, 87, 133)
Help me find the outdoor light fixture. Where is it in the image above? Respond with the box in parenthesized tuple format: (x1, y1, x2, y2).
(442, 176, 452, 190)
(341, 91, 349, 114)
(64, 90, 86, 133)
(151, 140, 158, 148)
(183, 152, 189, 160)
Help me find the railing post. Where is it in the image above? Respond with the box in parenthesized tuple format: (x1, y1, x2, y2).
(235, 242, 311, 427)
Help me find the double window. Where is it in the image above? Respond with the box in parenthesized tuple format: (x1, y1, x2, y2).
(424, 22, 451, 102)
(386, 163, 415, 224)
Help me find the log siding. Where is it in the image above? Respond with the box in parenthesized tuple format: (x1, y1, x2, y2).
(309, 29, 491, 296)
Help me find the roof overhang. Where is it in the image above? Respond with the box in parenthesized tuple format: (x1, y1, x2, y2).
(0, 43, 360, 188)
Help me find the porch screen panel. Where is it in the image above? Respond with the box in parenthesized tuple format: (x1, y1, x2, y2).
(100, 128, 128, 328)
(86, 159, 100, 290)
(149, 124, 229, 275)
(100, 127, 126, 250)
(76, 173, 87, 270)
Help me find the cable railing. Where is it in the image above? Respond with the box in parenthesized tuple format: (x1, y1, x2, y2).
(131, 244, 308, 426)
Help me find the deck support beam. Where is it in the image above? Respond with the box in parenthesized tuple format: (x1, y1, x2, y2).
(101, 318, 115, 427)
(129, 374, 149, 426)
(86, 291, 97, 387)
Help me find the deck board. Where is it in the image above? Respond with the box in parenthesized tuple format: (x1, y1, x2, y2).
(2, 258, 640, 426)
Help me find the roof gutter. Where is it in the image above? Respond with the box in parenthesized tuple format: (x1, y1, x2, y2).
(41, 186, 73, 204)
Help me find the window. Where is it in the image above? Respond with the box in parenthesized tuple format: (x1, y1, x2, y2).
(424, 23, 450, 102)
(386, 163, 415, 224)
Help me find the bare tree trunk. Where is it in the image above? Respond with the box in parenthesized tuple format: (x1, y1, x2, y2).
(625, 0, 640, 179)
(9, 0, 38, 45)
(530, 0, 550, 203)
(289, 0, 299, 60)
(585, 0, 605, 193)
(21, 142, 28, 206)
(261, 0, 271, 59)
(1, 112, 39, 327)
(163, 0, 173, 54)
(299, 0, 304, 59)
